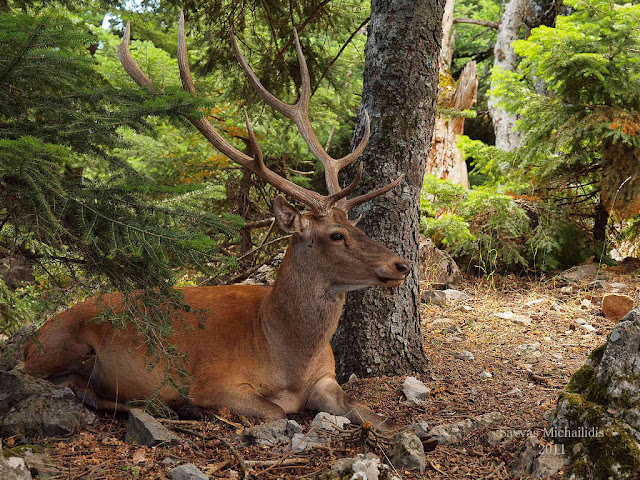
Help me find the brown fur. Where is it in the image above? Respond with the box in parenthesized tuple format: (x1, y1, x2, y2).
(24, 206, 409, 428)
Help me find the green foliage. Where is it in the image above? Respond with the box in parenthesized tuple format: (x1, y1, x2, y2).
(0, 12, 242, 337)
(420, 176, 586, 273)
(488, 0, 640, 216)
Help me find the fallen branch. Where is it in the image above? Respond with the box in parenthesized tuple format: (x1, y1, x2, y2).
(244, 458, 310, 467)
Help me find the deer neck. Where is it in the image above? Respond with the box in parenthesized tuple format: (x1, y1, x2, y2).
(260, 243, 345, 358)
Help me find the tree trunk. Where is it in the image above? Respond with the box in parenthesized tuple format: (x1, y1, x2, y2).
(488, 0, 527, 151)
(332, 0, 445, 381)
(427, 61, 477, 187)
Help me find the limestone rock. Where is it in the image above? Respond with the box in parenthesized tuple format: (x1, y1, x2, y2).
(509, 435, 568, 479)
(326, 453, 398, 480)
(443, 289, 470, 302)
(167, 463, 208, 480)
(428, 412, 503, 444)
(0, 457, 32, 480)
(0, 370, 95, 440)
(401, 376, 430, 405)
(542, 308, 640, 478)
(125, 409, 182, 447)
(388, 432, 426, 472)
(455, 350, 475, 361)
(602, 293, 634, 321)
(418, 236, 462, 287)
(311, 412, 351, 432)
(243, 419, 302, 446)
(289, 432, 327, 453)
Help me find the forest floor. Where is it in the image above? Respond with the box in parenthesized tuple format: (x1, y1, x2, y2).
(25, 264, 640, 480)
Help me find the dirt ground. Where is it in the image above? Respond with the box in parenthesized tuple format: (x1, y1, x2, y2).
(24, 266, 640, 479)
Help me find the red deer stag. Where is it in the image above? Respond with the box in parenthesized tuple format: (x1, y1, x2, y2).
(24, 13, 410, 430)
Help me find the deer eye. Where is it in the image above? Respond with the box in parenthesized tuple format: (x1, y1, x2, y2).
(330, 232, 345, 241)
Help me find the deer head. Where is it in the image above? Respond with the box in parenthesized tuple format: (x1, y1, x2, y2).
(118, 12, 410, 290)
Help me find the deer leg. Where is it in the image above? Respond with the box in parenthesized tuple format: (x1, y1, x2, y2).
(306, 377, 398, 431)
(190, 384, 286, 422)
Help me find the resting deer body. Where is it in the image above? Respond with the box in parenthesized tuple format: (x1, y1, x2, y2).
(23, 13, 409, 429)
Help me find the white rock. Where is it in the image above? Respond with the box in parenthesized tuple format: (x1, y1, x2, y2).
(575, 317, 587, 325)
(495, 311, 515, 320)
(457, 305, 473, 312)
(580, 299, 592, 310)
(312, 412, 351, 432)
(579, 323, 597, 333)
(479, 371, 493, 379)
(512, 314, 533, 326)
(525, 299, 546, 307)
(455, 350, 475, 361)
(443, 289, 471, 302)
(401, 377, 431, 405)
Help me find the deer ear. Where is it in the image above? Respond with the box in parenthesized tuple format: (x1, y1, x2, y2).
(273, 195, 304, 233)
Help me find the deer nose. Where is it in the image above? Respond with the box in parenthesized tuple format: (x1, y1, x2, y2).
(395, 262, 410, 276)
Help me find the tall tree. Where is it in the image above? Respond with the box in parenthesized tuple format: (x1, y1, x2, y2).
(332, 0, 445, 380)
(488, 0, 527, 151)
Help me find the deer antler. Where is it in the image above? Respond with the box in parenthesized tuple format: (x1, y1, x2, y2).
(118, 11, 401, 215)
(230, 28, 404, 212)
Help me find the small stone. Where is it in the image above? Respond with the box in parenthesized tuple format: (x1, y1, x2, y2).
(580, 299, 592, 310)
(408, 421, 431, 439)
(455, 350, 475, 361)
(560, 286, 573, 294)
(602, 294, 634, 321)
(288, 432, 326, 452)
(388, 432, 426, 472)
(429, 412, 503, 445)
(347, 373, 358, 383)
(443, 289, 471, 302)
(575, 317, 587, 325)
(610, 330, 621, 342)
(610, 282, 627, 291)
(167, 463, 208, 480)
(495, 311, 515, 320)
(311, 412, 351, 432)
(508, 387, 523, 397)
(446, 335, 464, 342)
(162, 457, 180, 465)
(552, 353, 564, 361)
(420, 289, 446, 306)
(242, 419, 302, 446)
(401, 377, 431, 405)
(517, 342, 541, 356)
(512, 314, 533, 326)
(457, 305, 473, 312)
(479, 371, 493, 379)
(525, 299, 546, 307)
(579, 323, 597, 333)
(331, 454, 387, 480)
(471, 387, 478, 395)
(125, 409, 182, 447)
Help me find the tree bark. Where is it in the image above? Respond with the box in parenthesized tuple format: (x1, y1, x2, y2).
(427, 0, 477, 188)
(427, 61, 477, 187)
(332, 0, 445, 381)
(488, 0, 527, 151)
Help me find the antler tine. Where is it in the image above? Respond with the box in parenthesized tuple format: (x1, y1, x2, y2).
(231, 28, 370, 198)
(119, 13, 327, 212)
(118, 21, 153, 90)
(342, 174, 405, 212)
